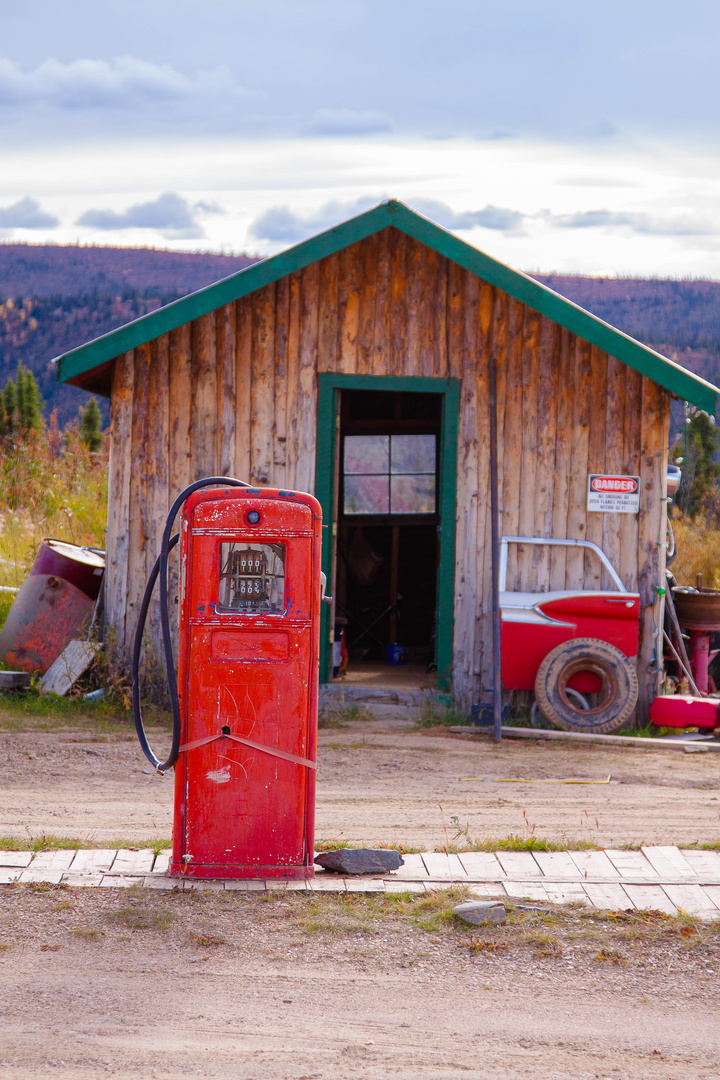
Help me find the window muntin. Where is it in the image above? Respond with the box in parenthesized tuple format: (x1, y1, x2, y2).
(343, 434, 436, 515)
(217, 542, 286, 614)
(344, 434, 389, 476)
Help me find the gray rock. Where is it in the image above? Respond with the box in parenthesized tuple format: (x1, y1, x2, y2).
(452, 900, 506, 926)
(314, 848, 404, 875)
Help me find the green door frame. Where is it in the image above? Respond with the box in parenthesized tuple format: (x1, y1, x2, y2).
(315, 373, 459, 687)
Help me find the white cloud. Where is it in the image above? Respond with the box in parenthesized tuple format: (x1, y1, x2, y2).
(552, 209, 715, 237)
(248, 196, 528, 245)
(248, 197, 381, 244)
(76, 192, 223, 239)
(412, 199, 525, 233)
(0, 55, 251, 110)
(0, 196, 58, 229)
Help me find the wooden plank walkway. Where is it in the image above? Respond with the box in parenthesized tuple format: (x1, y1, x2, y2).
(2, 846, 720, 918)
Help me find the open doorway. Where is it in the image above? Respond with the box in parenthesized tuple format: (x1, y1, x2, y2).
(332, 389, 442, 691)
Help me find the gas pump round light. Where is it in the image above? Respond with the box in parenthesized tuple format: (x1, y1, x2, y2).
(246, 510, 261, 524)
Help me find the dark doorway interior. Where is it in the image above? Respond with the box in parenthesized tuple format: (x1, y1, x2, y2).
(335, 390, 441, 673)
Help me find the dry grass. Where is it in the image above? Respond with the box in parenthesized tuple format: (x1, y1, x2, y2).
(2, 884, 719, 979)
(0, 833, 170, 853)
(671, 513, 720, 587)
(318, 702, 373, 729)
(108, 905, 176, 932)
(0, 428, 107, 592)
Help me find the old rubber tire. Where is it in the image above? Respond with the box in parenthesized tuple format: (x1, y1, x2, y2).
(530, 687, 589, 729)
(534, 637, 638, 734)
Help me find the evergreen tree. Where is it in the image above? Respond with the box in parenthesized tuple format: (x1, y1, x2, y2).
(14, 362, 25, 432)
(2, 379, 16, 438)
(0, 364, 44, 442)
(672, 409, 720, 517)
(19, 366, 42, 433)
(79, 397, 103, 452)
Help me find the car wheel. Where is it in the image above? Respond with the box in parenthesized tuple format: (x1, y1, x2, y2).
(534, 637, 638, 734)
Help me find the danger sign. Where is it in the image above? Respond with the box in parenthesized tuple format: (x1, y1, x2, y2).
(587, 474, 640, 514)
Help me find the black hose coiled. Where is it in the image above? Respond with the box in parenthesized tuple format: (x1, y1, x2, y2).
(132, 476, 250, 772)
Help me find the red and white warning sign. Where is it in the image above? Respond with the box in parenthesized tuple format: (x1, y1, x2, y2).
(587, 474, 640, 514)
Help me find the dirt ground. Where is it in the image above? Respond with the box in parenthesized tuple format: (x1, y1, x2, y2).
(2, 708, 720, 1078)
(1, 882, 720, 1079)
(1, 712, 719, 849)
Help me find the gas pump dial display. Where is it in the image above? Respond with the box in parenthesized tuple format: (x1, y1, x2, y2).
(218, 542, 285, 614)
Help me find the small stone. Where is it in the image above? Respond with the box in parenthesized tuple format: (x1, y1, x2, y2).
(452, 900, 506, 926)
(314, 848, 404, 875)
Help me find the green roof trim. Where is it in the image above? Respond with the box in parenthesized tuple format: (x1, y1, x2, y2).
(55, 199, 719, 413)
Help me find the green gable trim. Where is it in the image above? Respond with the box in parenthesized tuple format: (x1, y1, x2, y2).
(55, 200, 718, 414)
(55, 204, 390, 387)
(388, 203, 718, 414)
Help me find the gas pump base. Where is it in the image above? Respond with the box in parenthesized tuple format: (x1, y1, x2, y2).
(168, 862, 313, 880)
(649, 694, 720, 730)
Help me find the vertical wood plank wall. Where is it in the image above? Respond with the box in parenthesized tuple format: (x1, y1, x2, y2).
(105, 230, 669, 717)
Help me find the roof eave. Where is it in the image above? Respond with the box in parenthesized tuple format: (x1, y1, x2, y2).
(54, 199, 719, 415)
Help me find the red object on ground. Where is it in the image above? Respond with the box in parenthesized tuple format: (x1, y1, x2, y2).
(0, 539, 105, 673)
(686, 630, 714, 694)
(30, 539, 105, 600)
(501, 591, 640, 692)
(171, 487, 322, 880)
(649, 694, 720, 729)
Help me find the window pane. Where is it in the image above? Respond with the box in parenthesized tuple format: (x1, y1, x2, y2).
(344, 435, 389, 475)
(390, 474, 436, 514)
(218, 543, 285, 614)
(390, 434, 436, 474)
(344, 475, 389, 514)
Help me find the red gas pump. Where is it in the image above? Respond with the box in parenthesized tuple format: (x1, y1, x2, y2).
(132, 479, 323, 880)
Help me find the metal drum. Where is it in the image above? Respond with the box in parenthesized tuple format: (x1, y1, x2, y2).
(673, 587, 720, 629)
(0, 540, 105, 673)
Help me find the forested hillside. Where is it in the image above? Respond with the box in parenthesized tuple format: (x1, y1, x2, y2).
(535, 274, 720, 391)
(534, 274, 720, 443)
(1, 241, 719, 430)
(0, 243, 259, 424)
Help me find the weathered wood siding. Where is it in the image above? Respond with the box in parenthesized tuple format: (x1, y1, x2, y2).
(106, 229, 669, 716)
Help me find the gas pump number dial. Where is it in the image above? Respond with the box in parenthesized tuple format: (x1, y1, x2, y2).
(218, 541, 286, 614)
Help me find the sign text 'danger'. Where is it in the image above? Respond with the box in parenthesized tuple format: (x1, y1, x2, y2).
(587, 474, 641, 514)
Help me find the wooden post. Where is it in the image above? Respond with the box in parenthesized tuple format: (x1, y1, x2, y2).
(106, 350, 134, 664)
(489, 352, 502, 742)
(389, 524, 400, 644)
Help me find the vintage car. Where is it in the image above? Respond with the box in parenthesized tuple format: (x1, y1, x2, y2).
(499, 537, 640, 734)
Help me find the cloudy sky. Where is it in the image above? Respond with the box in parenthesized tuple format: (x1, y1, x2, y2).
(2, 0, 720, 277)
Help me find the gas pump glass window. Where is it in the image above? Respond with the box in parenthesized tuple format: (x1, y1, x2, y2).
(217, 543, 286, 614)
(343, 434, 436, 515)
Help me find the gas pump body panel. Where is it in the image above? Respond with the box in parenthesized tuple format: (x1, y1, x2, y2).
(172, 488, 322, 879)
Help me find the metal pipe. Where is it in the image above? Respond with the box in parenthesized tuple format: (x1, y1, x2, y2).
(499, 536, 626, 593)
(664, 584, 702, 697)
(663, 629, 700, 695)
(489, 353, 502, 743)
(468, 725, 720, 752)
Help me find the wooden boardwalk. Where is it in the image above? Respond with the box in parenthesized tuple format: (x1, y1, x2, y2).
(3, 846, 720, 919)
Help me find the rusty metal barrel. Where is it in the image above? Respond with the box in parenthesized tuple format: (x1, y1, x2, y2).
(0, 539, 105, 673)
(673, 587, 720, 629)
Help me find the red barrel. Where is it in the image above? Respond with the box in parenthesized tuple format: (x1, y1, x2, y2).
(0, 540, 105, 674)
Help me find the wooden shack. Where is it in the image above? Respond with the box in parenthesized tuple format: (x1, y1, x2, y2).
(55, 200, 719, 719)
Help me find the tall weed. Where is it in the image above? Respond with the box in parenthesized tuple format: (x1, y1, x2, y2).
(0, 426, 107, 590)
(671, 513, 720, 588)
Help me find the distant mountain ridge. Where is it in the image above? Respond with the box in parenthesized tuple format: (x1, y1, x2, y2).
(0, 242, 258, 298)
(0, 242, 718, 429)
(0, 243, 261, 425)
